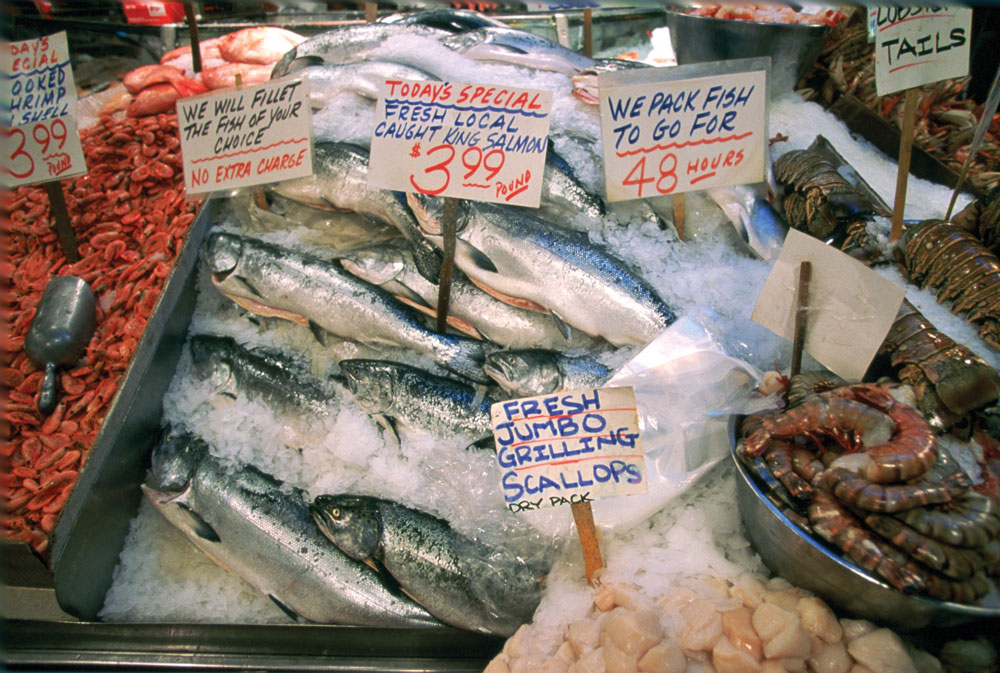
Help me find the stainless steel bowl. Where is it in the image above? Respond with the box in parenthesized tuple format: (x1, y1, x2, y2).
(729, 416, 1000, 630)
(663, 9, 831, 98)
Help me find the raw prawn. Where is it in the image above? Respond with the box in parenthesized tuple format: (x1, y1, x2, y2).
(764, 439, 813, 500)
(808, 490, 925, 594)
(895, 490, 1000, 549)
(819, 466, 958, 513)
(741, 392, 894, 457)
(834, 384, 938, 483)
(864, 512, 998, 580)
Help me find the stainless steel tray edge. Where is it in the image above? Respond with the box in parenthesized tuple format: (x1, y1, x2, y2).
(49, 198, 218, 621)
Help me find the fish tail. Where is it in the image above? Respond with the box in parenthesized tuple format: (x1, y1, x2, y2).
(436, 336, 488, 383)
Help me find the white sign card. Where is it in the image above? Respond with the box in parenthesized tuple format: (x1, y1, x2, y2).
(492, 386, 645, 513)
(874, 7, 972, 96)
(367, 79, 552, 207)
(176, 74, 313, 195)
(1, 32, 87, 187)
(598, 58, 768, 202)
(751, 229, 906, 381)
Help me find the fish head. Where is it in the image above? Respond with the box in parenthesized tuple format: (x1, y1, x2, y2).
(310, 494, 381, 561)
(339, 245, 407, 286)
(146, 428, 209, 493)
(204, 232, 244, 285)
(141, 482, 221, 544)
(337, 359, 395, 414)
(188, 335, 239, 398)
(405, 192, 470, 238)
(483, 350, 562, 397)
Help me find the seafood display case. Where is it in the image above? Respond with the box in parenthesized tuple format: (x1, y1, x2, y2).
(5, 4, 1000, 671)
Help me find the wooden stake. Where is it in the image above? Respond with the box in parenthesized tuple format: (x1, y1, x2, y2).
(184, 2, 202, 74)
(790, 260, 811, 378)
(571, 501, 603, 585)
(435, 198, 458, 334)
(889, 88, 918, 242)
(364, 2, 377, 23)
(673, 193, 685, 242)
(44, 181, 78, 263)
(582, 8, 593, 58)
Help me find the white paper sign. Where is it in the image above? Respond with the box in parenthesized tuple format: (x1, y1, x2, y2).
(1, 32, 87, 187)
(874, 7, 972, 96)
(751, 229, 906, 381)
(176, 74, 312, 195)
(599, 65, 766, 202)
(492, 386, 645, 513)
(368, 79, 552, 207)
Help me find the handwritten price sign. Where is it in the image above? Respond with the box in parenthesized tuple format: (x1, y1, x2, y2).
(874, 7, 971, 96)
(1, 32, 87, 187)
(368, 79, 552, 207)
(599, 63, 766, 201)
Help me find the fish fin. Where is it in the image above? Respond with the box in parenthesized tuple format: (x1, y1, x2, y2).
(465, 436, 495, 452)
(549, 311, 572, 340)
(456, 239, 498, 274)
(234, 275, 265, 299)
(412, 243, 443, 285)
(373, 414, 400, 446)
(308, 320, 335, 346)
(177, 502, 220, 543)
(268, 594, 302, 622)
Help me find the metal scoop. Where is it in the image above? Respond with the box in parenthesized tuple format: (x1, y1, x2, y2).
(25, 276, 97, 415)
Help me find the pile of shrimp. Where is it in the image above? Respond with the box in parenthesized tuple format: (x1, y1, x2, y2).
(738, 376, 1000, 603)
(686, 3, 849, 27)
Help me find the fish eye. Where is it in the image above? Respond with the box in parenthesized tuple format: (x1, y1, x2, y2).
(331, 508, 341, 519)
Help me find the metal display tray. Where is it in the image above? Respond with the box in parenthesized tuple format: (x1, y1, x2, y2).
(7, 197, 502, 670)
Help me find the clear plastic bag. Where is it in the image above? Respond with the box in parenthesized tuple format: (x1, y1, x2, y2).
(522, 309, 779, 537)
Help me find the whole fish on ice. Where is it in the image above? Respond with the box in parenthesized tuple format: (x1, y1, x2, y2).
(338, 358, 496, 448)
(483, 348, 615, 397)
(407, 195, 676, 347)
(142, 429, 440, 627)
(188, 334, 337, 418)
(311, 494, 545, 636)
(273, 142, 442, 284)
(339, 241, 600, 350)
(270, 23, 449, 77)
(216, 26, 305, 65)
(706, 183, 787, 262)
(303, 60, 439, 110)
(204, 232, 489, 383)
(440, 27, 596, 75)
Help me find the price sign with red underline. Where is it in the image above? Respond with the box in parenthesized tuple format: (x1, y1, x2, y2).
(176, 74, 312, 195)
(368, 79, 552, 207)
(598, 61, 767, 202)
(1, 32, 88, 188)
(874, 7, 971, 97)
(492, 386, 644, 514)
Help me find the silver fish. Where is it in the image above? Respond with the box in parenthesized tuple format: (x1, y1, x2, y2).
(339, 241, 600, 350)
(188, 333, 336, 418)
(338, 358, 495, 446)
(204, 232, 489, 383)
(379, 8, 509, 32)
(531, 149, 605, 226)
(303, 60, 439, 109)
(571, 58, 652, 105)
(483, 348, 614, 397)
(440, 27, 596, 75)
(271, 23, 448, 77)
(273, 142, 442, 284)
(311, 495, 545, 636)
(407, 195, 676, 347)
(143, 430, 440, 627)
(706, 183, 788, 262)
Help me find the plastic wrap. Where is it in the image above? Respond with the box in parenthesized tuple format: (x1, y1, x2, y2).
(522, 310, 779, 537)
